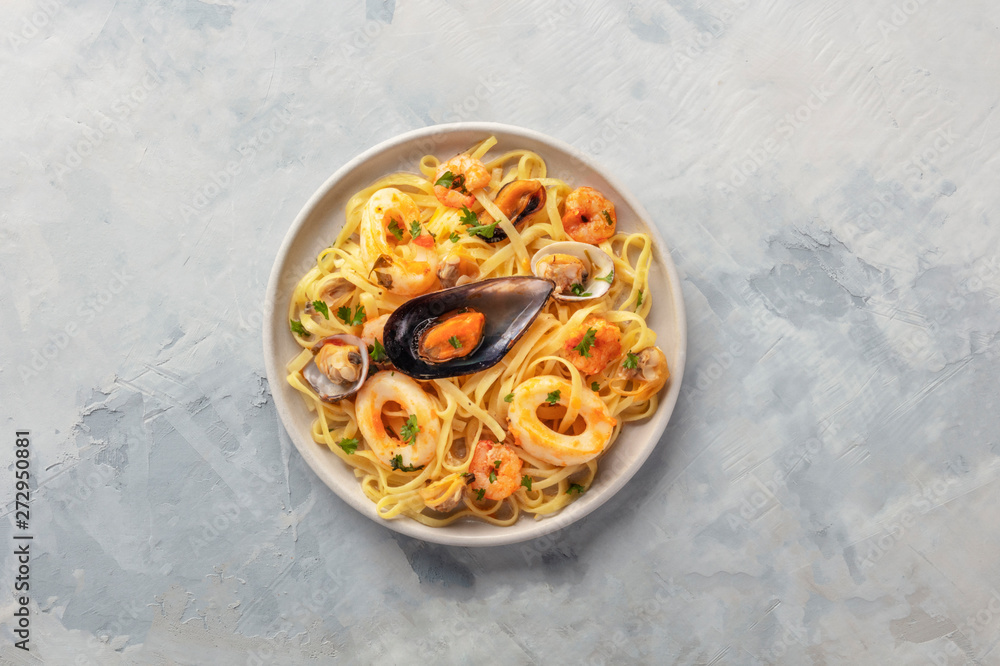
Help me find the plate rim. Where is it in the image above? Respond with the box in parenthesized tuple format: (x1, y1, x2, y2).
(262, 121, 688, 547)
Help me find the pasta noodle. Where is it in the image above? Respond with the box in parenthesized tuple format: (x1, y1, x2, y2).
(285, 137, 667, 526)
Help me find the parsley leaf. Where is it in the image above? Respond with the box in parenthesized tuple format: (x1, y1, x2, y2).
(448, 336, 462, 349)
(449, 231, 461, 243)
(337, 304, 365, 326)
(390, 454, 423, 472)
(488, 470, 497, 483)
(435, 171, 455, 188)
(311, 300, 330, 319)
(546, 390, 561, 405)
(636, 289, 644, 309)
(409, 220, 421, 239)
(466, 222, 497, 239)
(290, 319, 309, 337)
(400, 414, 420, 446)
(521, 475, 532, 491)
(493, 459, 501, 469)
(567, 483, 585, 494)
(387, 219, 404, 241)
(623, 352, 639, 370)
(591, 381, 600, 392)
(504, 393, 514, 403)
(596, 270, 614, 284)
(601, 210, 613, 226)
(369, 339, 387, 362)
(570, 283, 592, 297)
(337, 437, 358, 455)
(475, 488, 486, 501)
(573, 327, 597, 358)
(459, 206, 479, 226)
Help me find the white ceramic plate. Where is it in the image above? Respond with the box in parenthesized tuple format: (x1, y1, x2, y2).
(263, 123, 687, 546)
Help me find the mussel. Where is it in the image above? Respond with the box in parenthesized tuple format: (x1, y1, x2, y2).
(479, 180, 547, 243)
(530, 240, 615, 301)
(301, 334, 370, 402)
(383, 277, 555, 379)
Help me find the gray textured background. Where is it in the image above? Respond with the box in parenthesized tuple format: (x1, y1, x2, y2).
(2, 0, 999, 664)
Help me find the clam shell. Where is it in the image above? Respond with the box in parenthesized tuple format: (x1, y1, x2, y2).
(530, 241, 615, 301)
(383, 277, 554, 379)
(302, 334, 370, 402)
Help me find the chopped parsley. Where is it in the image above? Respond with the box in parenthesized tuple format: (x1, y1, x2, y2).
(409, 220, 422, 239)
(573, 327, 598, 358)
(475, 488, 486, 501)
(336, 304, 365, 326)
(488, 470, 497, 483)
(623, 352, 639, 370)
(521, 475, 532, 491)
(546, 390, 561, 405)
(390, 454, 423, 472)
(387, 219, 404, 241)
(493, 459, 502, 469)
(311, 300, 330, 319)
(504, 393, 514, 403)
(336, 437, 359, 455)
(567, 483, 585, 494)
(435, 170, 456, 188)
(636, 289, 644, 309)
(596, 270, 615, 284)
(448, 336, 462, 349)
(459, 206, 479, 226)
(570, 283, 592, 297)
(466, 222, 497, 239)
(601, 210, 613, 226)
(290, 319, 309, 337)
(400, 414, 420, 446)
(449, 231, 461, 243)
(369, 338, 387, 362)
(591, 381, 600, 392)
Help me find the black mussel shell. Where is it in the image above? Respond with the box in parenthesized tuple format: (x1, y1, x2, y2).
(383, 277, 554, 379)
(484, 180, 547, 244)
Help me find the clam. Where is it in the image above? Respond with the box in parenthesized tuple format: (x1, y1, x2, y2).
(383, 277, 554, 379)
(301, 334, 370, 402)
(530, 241, 615, 301)
(480, 180, 547, 243)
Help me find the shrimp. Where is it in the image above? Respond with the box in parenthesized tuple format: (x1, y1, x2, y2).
(563, 317, 622, 375)
(507, 376, 616, 466)
(561, 186, 617, 244)
(468, 440, 523, 501)
(361, 313, 390, 347)
(360, 188, 438, 296)
(355, 371, 441, 470)
(433, 154, 491, 208)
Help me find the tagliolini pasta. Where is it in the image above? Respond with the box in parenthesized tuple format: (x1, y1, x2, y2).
(285, 136, 669, 526)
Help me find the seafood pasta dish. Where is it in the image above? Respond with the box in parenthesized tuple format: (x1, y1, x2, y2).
(285, 136, 670, 526)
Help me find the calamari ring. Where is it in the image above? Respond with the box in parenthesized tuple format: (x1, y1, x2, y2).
(360, 188, 437, 296)
(355, 371, 440, 469)
(507, 376, 616, 466)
